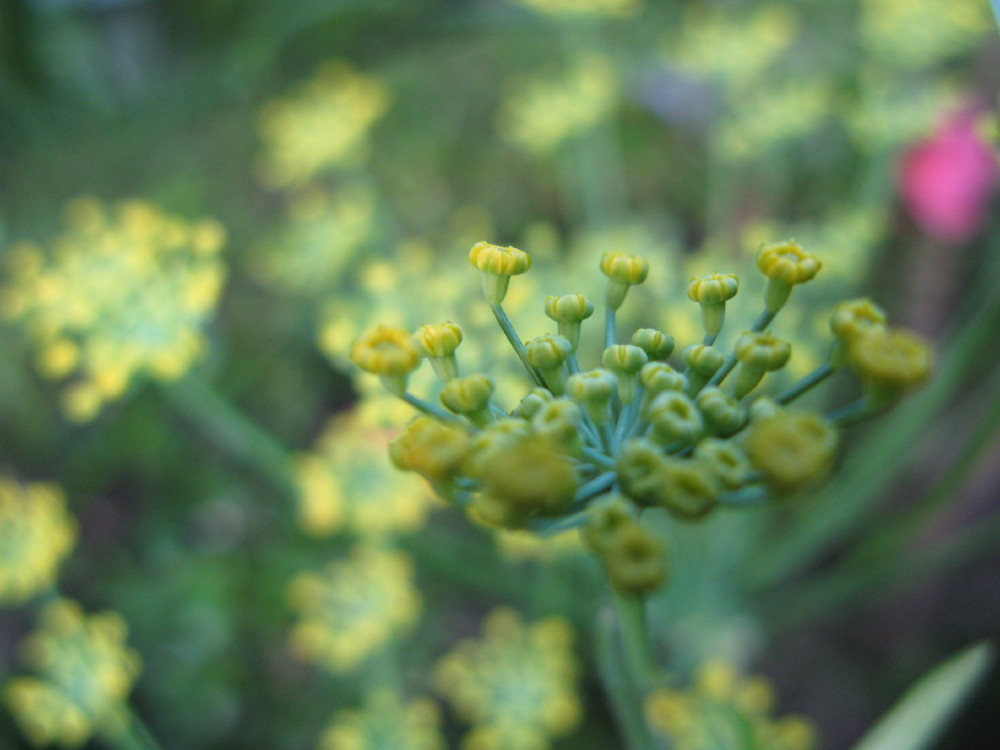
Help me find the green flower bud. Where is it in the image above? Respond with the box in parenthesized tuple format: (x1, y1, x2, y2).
(632, 328, 676, 360)
(732, 332, 792, 398)
(756, 241, 821, 313)
(846, 327, 932, 406)
(682, 343, 726, 394)
(532, 398, 584, 455)
(603, 344, 648, 405)
(544, 294, 595, 353)
(350, 326, 422, 395)
(829, 298, 888, 369)
(696, 386, 747, 436)
(687, 273, 739, 337)
(525, 334, 573, 395)
(639, 362, 687, 414)
(474, 435, 579, 528)
(412, 321, 463, 380)
(616, 438, 668, 506)
(600, 252, 649, 310)
(440, 374, 495, 426)
(567, 368, 617, 425)
(748, 396, 781, 422)
(744, 411, 838, 493)
(694, 438, 752, 490)
(469, 241, 532, 304)
(464, 419, 532, 477)
(646, 391, 703, 446)
(581, 495, 637, 554)
(656, 457, 720, 520)
(513, 387, 553, 420)
(389, 416, 472, 487)
(603, 521, 667, 595)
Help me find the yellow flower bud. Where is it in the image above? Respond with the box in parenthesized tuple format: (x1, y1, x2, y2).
(464, 419, 533, 477)
(696, 387, 747, 435)
(846, 327, 932, 405)
(756, 241, 821, 312)
(513, 387, 553, 420)
(581, 495, 636, 554)
(440, 374, 495, 426)
(475, 436, 579, 528)
(544, 294, 595, 353)
(412, 321, 463, 380)
(647, 391, 703, 446)
(656, 457, 720, 520)
(525, 334, 573, 395)
(469, 241, 532, 304)
(682, 344, 725, 377)
(632, 328, 675, 360)
(617, 438, 668, 506)
(600, 252, 649, 310)
(603, 521, 667, 595)
(694, 438, 752, 490)
(532, 398, 584, 454)
(732, 332, 792, 398)
(830, 298, 887, 341)
(567, 368, 617, 425)
(687, 273, 739, 337)
(350, 326, 421, 394)
(639, 361, 686, 414)
(389, 417, 472, 487)
(603, 344, 648, 404)
(744, 411, 838, 492)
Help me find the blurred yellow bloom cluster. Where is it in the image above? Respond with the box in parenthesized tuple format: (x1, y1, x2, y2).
(860, 0, 990, 69)
(669, 5, 797, 89)
(0, 478, 75, 605)
(645, 660, 818, 750)
(510, 0, 641, 19)
(844, 71, 958, 150)
(258, 61, 390, 187)
(319, 689, 445, 750)
(500, 55, 620, 154)
(254, 183, 375, 293)
(295, 400, 435, 538)
(288, 546, 420, 673)
(1, 197, 227, 421)
(436, 608, 580, 750)
(5, 599, 142, 748)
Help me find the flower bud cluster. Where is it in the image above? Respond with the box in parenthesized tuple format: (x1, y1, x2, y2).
(352, 239, 933, 596)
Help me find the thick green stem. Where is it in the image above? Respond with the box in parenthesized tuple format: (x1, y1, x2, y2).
(490, 303, 545, 387)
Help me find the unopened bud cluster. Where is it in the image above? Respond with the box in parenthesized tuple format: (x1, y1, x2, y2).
(351, 240, 932, 596)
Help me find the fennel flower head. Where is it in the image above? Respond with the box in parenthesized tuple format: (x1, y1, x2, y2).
(352, 239, 931, 596)
(0, 478, 76, 605)
(319, 689, 445, 750)
(435, 608, 580, 750)
(645, 660, 818, 750)
(0, 197, 226, 422)
(258, 61, 389, 187)
(295, 399, 436, 539)
(288, 545, 420, 674)
(5, 599, 142, 748)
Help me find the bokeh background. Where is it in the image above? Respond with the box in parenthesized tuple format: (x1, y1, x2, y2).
(1, 0, 999, 748)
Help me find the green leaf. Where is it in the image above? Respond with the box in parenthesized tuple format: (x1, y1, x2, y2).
(850, 643, 994, 750)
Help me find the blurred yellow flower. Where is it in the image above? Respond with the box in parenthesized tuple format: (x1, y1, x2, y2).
(0, 478, 75, 605)
(319, 689, 445, 750)
(259, 61, 389, 186)
(509, 0, 641, 19)
(5, 599, 142, 748)
(494, 527, 582, 561)
(295, 402, 436, 538)
(500, 55, 620, 154)
(254, 184, 375, 293)
(860, 0, 990, 69)
(436, 608, 580, 750)
(288, 545, 420, 674)
(645, 660, 819, 750)
(0, 197, 226, 421)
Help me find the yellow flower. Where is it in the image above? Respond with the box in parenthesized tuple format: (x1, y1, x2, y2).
(1, 197, 226, 421)
(846, 327, 932, 401)
(319, 690, 445, 750)
(744, 410, 839, 492)
(602, 520, 668, 595)
(0, 478, 76, 605)
(295, 405, 436, 538)
(351, 326, 422, 394)
(288, 546, 420, 674)
(436, 608, 580, 748)
(5, 599, 142, 748)
(859, 0, 990, 70)
(646, 661, 820, 750)
(469, 242, 533, 305)
(258, 61, 389, 186)
(756, 241, 822, 287)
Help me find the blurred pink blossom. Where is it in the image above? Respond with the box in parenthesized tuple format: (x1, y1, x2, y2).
(899, 107, 999, 243)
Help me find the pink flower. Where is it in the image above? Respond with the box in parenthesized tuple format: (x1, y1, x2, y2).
(899, 107, 998, 243)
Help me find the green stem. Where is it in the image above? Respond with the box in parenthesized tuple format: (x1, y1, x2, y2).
(706, 309, 775, 389)
(828, 398, 874, 427)
(612, 590, 656, 689)
(109, 709, 165, 750)
(490, 302, 545, 387)
(400, 392, 469, 427)
(775, 362, 835, 405)
(605, 307, 617, 349)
